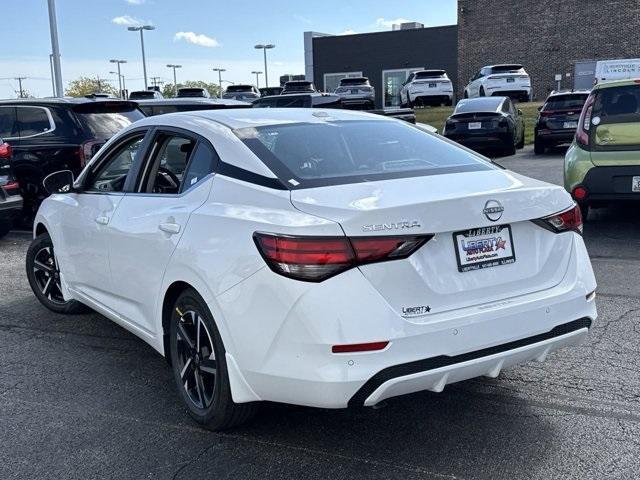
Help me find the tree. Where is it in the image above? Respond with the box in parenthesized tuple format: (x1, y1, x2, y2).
(65, 77, 118, 97)
(161, 80, 220, 98)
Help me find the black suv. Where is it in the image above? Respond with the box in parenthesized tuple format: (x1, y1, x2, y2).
(0, 139, 22, 238)
(281, 80, 316, 95)
(0, 98, 144, 217)
(535, 90, 590, 154)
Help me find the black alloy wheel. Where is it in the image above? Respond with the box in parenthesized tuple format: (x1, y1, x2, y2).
(169, 288, 257, 430)
(26, 232, 88, 314)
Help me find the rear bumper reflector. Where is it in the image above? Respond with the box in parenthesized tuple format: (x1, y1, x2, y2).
(332, 341, 389, 354)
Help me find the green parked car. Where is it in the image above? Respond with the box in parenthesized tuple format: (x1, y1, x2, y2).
(564, 78, 640, 219)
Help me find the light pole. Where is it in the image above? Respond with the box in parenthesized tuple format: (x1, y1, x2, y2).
(127, 25, 155, 90)
(110, 59, 127, 98)
(254, 44, 275, 87)
(251, 70, 263, 88)
(109, 71, 126, 97)
(212, 68, 226, 98)
(166, 64, 182, 97)
(47, 0, 64, 97)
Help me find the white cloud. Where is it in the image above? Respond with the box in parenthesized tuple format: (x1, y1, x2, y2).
(293, 14, 312, 24)
(174, 31, 220, 48)
(375, 17, 411, 29)
(339, 29, 357, 35)
(125, 0, 145, 4)
(111, 15, 147, 26)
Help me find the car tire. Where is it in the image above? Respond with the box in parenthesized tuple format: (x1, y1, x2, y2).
(580, 204, 590, 222)
(0, 222, 11, 239)
(26, 232, 90, 314)
(516, 128, 525, 149)
(534, 136, 546, 155)
(480, 87, 486, 97)
(169, 288, 257, 431)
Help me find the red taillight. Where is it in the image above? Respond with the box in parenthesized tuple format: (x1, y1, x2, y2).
(254, 233, 432, 282)
(3, 180, 19, 191)
(573, 186, 588, 201)
(536, 205, 583, 235)
(576, 93, 595, 147)
(332, 341, 389, 354)
(0, 142, 12, 158)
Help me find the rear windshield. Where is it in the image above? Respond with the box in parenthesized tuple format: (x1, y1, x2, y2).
(226, 85, 253, 92)
(593, 84, 640, 122)
(178, 89, 206, 97)
(490, 65, 524, 74)
(455, 98, 502, 114)
(73, 103, 144, 137)
(543, 94, 589, 111)
(236, 120, 493, 188)
(415, 71, 446, 79)
(340, 78, 369, 86)
(129, 91, 156, 99)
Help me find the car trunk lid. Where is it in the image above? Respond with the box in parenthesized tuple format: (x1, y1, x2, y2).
(290, 170, 575, 319)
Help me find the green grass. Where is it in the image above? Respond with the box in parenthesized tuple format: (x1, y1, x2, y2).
(414, 101, 543, 145)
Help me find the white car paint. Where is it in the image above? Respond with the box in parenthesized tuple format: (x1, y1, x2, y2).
(465, 64, 532, 101)
(400, 70, 454, 106)
(33, 108, 597, 410)
(594, 58, 640, 84)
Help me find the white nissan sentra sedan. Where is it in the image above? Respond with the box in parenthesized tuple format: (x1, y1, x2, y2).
(27, 108, 597, 430)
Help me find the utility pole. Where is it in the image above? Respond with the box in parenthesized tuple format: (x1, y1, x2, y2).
(166, 64, 182, 97)
(95, 75, 105, 92)
(212, 68, 226, 98)
(47, 0, 64, 97)
(15, 77, 27, 98)
(149, 76, 164, 89)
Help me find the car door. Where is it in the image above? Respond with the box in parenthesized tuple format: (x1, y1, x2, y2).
(54, 131, 150, 307)
(106, 128, 218, 335)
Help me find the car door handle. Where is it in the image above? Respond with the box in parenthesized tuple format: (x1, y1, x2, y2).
(95, 216, 109, 225)
(159, 223, 181, 235)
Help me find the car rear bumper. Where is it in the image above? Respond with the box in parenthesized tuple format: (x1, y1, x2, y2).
(0, 195, 23, 221)
(445, 131, 512, 149)
(577, 165, 640, 202)
(409, 93, 453, 104)
(488, 88, 531, 100)
(216, 235, 597, 408)
(537, 129, 576, 144)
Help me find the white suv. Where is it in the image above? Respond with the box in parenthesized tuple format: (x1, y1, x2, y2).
(400, 70, 454, 107)
(464, 64, 532, 102)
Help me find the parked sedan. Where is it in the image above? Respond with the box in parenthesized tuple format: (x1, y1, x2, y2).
(443, 97, 525, 156)
(29, 108, 596, 430)
(535, 90, 590, 154)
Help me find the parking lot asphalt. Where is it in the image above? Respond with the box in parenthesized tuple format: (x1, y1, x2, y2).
(1, 146, 639, 480)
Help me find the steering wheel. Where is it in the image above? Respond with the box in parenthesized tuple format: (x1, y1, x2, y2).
(155, 167, 181, 193)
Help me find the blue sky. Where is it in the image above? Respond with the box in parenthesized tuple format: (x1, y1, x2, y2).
(0, 0, 457, 98)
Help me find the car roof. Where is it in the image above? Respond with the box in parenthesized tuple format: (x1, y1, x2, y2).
(135, 107, 389, 130)
(455, 96, 506, 112)
(133, 98, 248, 106)
(416, 69, 446, 74)
(0, 97, 136, 106)
(486, 64, 524, 69)
(594, 78, 640, 90)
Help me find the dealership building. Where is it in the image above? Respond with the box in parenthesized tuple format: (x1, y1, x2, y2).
(305, 0, 640, 108)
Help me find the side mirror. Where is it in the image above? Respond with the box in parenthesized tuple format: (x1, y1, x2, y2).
(517, 109, 523, 116)
(43, 170, 75, 194)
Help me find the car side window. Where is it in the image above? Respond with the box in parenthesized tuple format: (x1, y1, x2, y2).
(181, 142, 218, 192)
(406, 73, 415, 84)
(87, 135, 145, 192)
(140, 133, 196, 194)
(16, 107, 54, 137)
(0, 107, 18, 138)
(501, 100, 510, 114)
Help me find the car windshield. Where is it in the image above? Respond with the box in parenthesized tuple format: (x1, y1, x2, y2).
(73, 104, 144, 137)
(544, 94, 588, 111)
(454, 98, 502, 113)
(235, 120, 493, 187)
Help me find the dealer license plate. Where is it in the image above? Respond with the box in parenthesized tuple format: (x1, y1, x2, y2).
(563, 121, 578, 129)
(633, 176, 640, 192)
(468, 122, 482, 130)
(453, 225, 516, 273)
(429, 83, 437, 88)
(506, 78, 515, 83)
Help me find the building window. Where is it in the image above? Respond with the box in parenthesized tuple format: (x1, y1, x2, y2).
(323, 72, 362, 93)
(382, 68, 424, 107)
